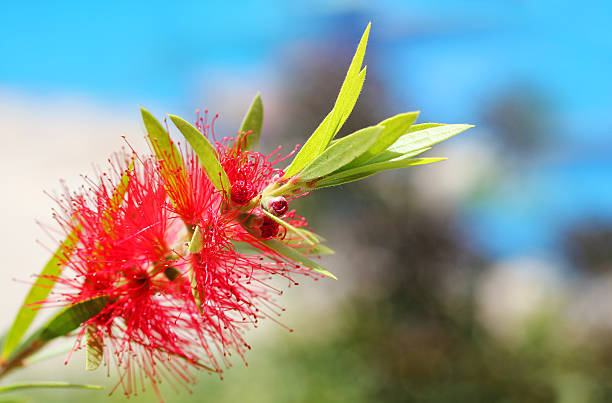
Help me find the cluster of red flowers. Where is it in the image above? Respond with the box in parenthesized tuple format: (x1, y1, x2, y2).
(48, 114, 320, 398)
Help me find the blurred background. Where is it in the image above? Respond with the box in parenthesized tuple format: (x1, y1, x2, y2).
(1, 1, 612, 402)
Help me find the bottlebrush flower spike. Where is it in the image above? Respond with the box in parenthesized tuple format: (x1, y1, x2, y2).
(46, 147, 318, 399)
(48, 154, 213, 396)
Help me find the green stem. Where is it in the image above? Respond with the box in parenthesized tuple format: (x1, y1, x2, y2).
(0, 338, 47, 380)
(0, 382, 102, 394)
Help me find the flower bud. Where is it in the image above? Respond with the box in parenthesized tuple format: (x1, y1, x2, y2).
(245, 209, 280, 239)
(265, 196, 288, 217)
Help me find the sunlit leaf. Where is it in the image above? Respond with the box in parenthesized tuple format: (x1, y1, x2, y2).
(140, 107, 184, 168)
(236, 92, 263, 151)
(261, 239, 337, 279)
(345, 111, 420, 168)
(315, 157, 447, 188)
(285, 23, 371, 177)
(360, 145, 430, 166)
(188, 226, 204, 254)
(298, 125, 383, 181)
(169, 115, 231, 196)
(373, 124, 472, 163)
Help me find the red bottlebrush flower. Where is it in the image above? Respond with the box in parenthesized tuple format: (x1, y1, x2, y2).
(47, 144, 317, 400)
(230, 179, 256, 205)
(48, 153, 215, 399)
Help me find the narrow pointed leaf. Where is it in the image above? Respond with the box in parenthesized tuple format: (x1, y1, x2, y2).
(1, 227, 80, 360)
(363, 145, 431, 165)
(303, 243, 335, 256)
(316, 157, 447, 188)
(102, 161, 133, 233)
(236, 92, 263, 151)
(387, 124, 472, 155)
(0, 382, 103, 394)
(8, 296, 108, 365)
(345, 111, 420, 168)
(37, 296, 108, 342)
(326, 66, 367, 140)
(188, 226, 204, 254)
(190, 268, 203, 314)
(279, 238, 335, 256)
(110, 160, 133, 209)
(262, 239, 337, 279)
(285, 23, 371, 177)
(404, 122, 444, 132)
(298, 125, 383, 181)
(141, 107, 184, 168)
(169, 115, 231, 196)
(85, 326, 103, 371)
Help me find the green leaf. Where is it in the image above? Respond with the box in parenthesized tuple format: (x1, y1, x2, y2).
(298, 125, 384, 181)
(382, 124, 472, 160)
(358, 123, 442, 164)
(231, 241, 261, 255)
(37, 296, 108, 342)
(7, 297, 108, 365)
(102, 161, 133, 233)
(85, 326, 103, 371)
(109, 160, 132, 210)
(140, 107, 184, 167)
(360, 145, 431, 166)
(285, 23, 371, 177)
(404, 122, 444, 132)
(316, 157, 447, 188)
(0, 382, 102, 394)
(236, 92, 263, 151)
(1, 228, 80, 360)
(261, 239, 337, 279)
(0, 397, 27, 402)
(344, 111, 420, 168)
(188, 226, 204, 254)
(190, 268, 203, 314)
(169, 115, 231, 196)
(280, 239, 335, 256)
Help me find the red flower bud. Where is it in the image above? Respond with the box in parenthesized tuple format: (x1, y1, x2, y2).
(247, 210, 280, 239)
(266, 196, 289, 217)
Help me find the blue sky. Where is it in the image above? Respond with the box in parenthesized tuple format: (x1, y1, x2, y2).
(2, 0, 611, 261)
